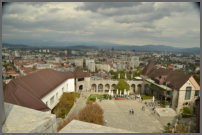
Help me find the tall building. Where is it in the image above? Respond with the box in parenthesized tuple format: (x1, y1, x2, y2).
(86, 59, 95, 67)
(88, 62, 95, 72)
(67, 49, 72, 57)
(130, 56, 139, 68)
(14, 51, 20, 57)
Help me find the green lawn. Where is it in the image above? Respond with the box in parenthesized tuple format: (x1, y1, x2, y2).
(140, 94, 153, 100)
(86, 94, 111, 104)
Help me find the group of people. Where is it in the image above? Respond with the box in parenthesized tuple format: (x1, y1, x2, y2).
(129, 109, 134, 115)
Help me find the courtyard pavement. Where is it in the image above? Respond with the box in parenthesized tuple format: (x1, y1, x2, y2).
(96, 99, 164, 133)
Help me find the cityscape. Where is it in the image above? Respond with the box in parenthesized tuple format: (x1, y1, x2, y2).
(1, 2, 200, 133)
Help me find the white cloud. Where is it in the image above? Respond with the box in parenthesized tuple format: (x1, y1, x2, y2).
(2, 2, 200, 48)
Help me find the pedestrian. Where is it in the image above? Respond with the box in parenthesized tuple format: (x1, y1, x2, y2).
(131, 109, 134, 115)
(141, 97, 144, 102)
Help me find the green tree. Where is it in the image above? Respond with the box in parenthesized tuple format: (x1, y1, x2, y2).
(83, 66, 88, 71)
(83, 59, 86, 68)
(115, 79, 129, 93)
(175, 69, 184, 73)
(115, 70, 125, 79)
(32, 65, 37, 70)
(109, 70, 114, 75)
(193, 74, 200, 85)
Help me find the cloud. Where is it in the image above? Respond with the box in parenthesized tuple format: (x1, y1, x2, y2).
(77, 2, 196, 24)
(2, 2, 200, 48)
(76, 2, 142, 12)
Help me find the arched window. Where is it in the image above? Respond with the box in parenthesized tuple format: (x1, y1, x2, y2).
(185, 87, 192, 100)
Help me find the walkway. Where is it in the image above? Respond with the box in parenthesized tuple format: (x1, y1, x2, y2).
(68, 92, 91, 116)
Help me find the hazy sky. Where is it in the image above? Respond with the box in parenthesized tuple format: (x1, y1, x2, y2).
(2, 2, 200, 48)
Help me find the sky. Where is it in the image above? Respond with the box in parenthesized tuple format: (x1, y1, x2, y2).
(2, 2, 200, 48)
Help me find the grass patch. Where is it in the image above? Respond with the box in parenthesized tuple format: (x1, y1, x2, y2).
(73, 92, 80, 98)
(53, 92, 80, 119)
(86, 94, 112, 104)
(158, 100, 169, 108)
(141, 94, 153, 100)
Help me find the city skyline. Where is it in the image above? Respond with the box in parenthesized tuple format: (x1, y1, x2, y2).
(2, 2, 200, 48)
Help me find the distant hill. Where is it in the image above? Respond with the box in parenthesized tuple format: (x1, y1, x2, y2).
(2, 43, 29, 48)
(2, 43, 199, 54)
(109, 45, 200, 54)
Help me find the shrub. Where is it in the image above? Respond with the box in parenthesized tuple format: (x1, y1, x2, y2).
(175, 124, 188, 133)
(90, 97, 96, 102)
(163, 123, 172, 133)
(103, 94, 108, 99)
(158, 100, 169, 108)
(77, 103, 104, 125)
(88, 100, 93, 104)
(180, 107, 192, 118)
(53, 92, 75, 118)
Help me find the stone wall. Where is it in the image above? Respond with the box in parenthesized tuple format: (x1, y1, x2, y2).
(2, 103, 57, 133)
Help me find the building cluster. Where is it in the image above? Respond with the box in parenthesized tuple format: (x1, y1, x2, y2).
(2, 47, 200, 133)
(2, 47, 200, 85)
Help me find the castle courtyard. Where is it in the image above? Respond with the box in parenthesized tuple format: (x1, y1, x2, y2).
(96, 99, 164, 133)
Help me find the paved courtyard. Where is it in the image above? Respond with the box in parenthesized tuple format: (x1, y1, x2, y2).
(96, 99, 164, 133)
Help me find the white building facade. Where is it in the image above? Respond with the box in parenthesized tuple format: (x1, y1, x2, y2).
(41, 78, 75, 110)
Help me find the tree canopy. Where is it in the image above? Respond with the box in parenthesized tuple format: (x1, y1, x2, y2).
(115, 79, 129, 93)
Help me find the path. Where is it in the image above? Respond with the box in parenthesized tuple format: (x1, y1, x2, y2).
(68, 92, 90, 116)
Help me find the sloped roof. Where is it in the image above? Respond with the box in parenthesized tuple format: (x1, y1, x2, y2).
(142, 63, 191, 90)
(3, 69, 89, 112)
(74, 67, 90, 78)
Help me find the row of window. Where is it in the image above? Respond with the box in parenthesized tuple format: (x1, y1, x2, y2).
(185, 87, 199, 100)
(45, 84, 69, 106)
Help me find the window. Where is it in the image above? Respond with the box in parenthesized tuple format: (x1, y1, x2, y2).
(185, 87, 192, 100)
(195, 90, 199, 98)
(50, 96, 54, 105)
(78, 78, 84, 81)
